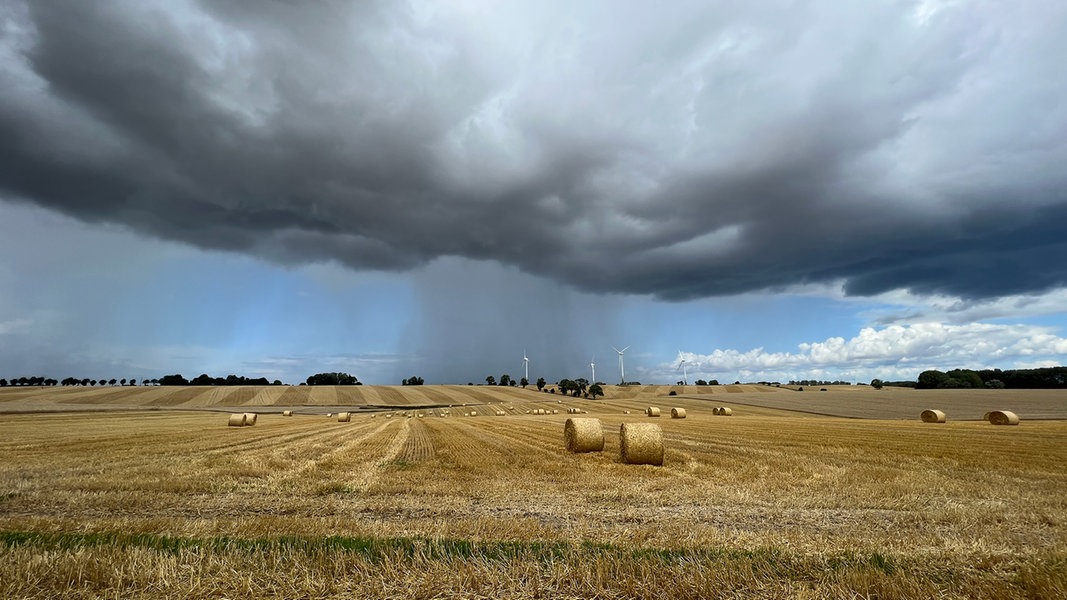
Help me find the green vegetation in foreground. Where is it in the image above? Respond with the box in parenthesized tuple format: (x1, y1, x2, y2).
(3, 530, 1065, 598)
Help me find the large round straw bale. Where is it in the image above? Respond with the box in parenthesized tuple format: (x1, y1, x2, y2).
(553, 409, 559, 414)
(712, 407, 721, 415)
(719, 407, 733, 416)
(671, 407, 687, 419)
(619, 423, 664, 466)
(564, 418, 605, 453)
(989, 410, 1020, 426)
(227, 413, 246, 427)
(920, 409, 946, 423)
(282, 410, 293, 417)
(645, 406, 661, 417)
(982, 411, 990, 422)
(337, 412, 351, 422)
(243, 413, 257, 426)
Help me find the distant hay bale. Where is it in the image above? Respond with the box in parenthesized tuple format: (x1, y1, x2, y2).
(920, 409, 946, 423)
(227, 413, 246, 427)
(244, 413, 257, 426)
(645, 406, 661, 417)
(719, 407, 733, 416)
(712, 407, 721, 415)
(552, 409, 559, 414)
(619, 423, 664, 466)
(671, 407, 687, 419)
(564, 418, 604, 453)
(326, 413, 332, 418)
(624, 410, 631, 414)
(989, 410, 1020, 426)
(337, 412, 351, 422)
(469, 412, 477, 417)
(282, 410, 293, 417)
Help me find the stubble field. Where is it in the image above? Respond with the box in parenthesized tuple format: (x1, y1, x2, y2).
(0, 384, 1064, 598)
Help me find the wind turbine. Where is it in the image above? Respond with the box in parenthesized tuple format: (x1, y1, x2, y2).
(611, 345, 630, 385)
(678, 352, 688, 385)
(521, 350, 529, 382)
(590, 356, 596, 384)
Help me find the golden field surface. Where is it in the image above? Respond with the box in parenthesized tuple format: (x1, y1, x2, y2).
(1, 384, 1065, 598)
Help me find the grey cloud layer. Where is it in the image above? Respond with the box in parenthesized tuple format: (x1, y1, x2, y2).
(2, 0, 1066, 299)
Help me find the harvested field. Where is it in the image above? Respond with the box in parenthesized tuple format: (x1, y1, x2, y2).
(0, 385, 1065, 598)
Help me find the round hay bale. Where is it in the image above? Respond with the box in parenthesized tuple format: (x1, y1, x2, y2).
(326, 413, 333, 418)
(920, 409, 946, 423)
(712, 407, 721, 415)
(553, 409, 559, 414)
(619, 422, 664, 466)
(282, 410, 293, 417)
(370, 414, 376, 418)
(564, 418, 605, 453)
(671, 407, 687, 419)
(227, 413, 246, 427)
(645, 406, 661, 417)
(989, 410, 1020, 426)
(243, 413, 257, 426)
(624, 410, 631, 414)
(982, 411, 991, 422)
(719, 407, 732, 416)
(337, 412, 351, 422)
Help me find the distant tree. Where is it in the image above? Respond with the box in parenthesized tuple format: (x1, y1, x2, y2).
(676, 380, 685, 386)
(499, 374, 512, 387)
(985, 379, 1006, 389)
(0, 378, 7, 387)
(695, 379, 708, 386)
(159, 374, 190, 386)
(272, 380, 283, 386)
(120, 378, 127, 386)
(306, 372, 360, 385)
(946, 369, 984, 389)
(129, 379, 137, 386)
(916, 370, 949, 389)
(401, 376, 424, 386)
(708, 379, 720, 385)
(588, 384, 604, 399)
(520, 377, 529, 388)
(536, 377, 546, 391)
(870, 378, 884, 390)
(485, 375, 496, 386)
(574, 378, 588, 397)
(90, 380, 97, 386)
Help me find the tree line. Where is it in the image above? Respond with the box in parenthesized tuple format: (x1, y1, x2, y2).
(916, 367, 1067, 389)
(2, 376, 140, 387)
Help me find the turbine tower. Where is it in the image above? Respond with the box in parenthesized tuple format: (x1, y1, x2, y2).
(611, 345, 630, 385)
(678, 353, 688, 385)
(521, 350, 529, 382)
(590, 356, 596, 384)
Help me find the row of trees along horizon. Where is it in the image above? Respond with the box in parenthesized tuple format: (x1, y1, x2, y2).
(3, 366, 1067, 389)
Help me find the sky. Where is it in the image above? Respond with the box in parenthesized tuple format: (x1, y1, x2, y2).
(2, 0, 1067, 386)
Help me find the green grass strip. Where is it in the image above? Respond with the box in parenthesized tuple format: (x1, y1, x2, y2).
(0, 529, 872, 575)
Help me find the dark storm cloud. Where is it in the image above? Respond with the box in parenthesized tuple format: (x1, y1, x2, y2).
(2, 0, 1066, 300)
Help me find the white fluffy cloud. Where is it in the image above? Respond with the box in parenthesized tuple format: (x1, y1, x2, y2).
(672, 322, 1067, 383)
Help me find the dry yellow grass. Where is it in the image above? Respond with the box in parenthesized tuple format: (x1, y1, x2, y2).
(1, 386, 1066, 597)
